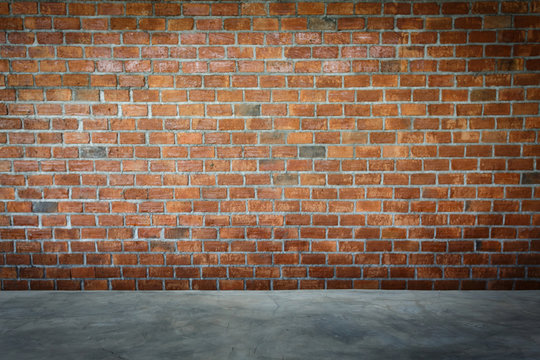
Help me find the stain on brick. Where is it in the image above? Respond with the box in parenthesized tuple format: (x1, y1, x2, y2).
(235, 104, 260, 116)
(80, 146, 106, 158)
(475, 240, 482, 251)
(381, 60, 406, 73)
(497, 59, 523, 71)
(74, 89, 99, 101)
(273, 173, 298, 185)
(165, 228, 189, 239)
(299, 146, 326, 158)
(32, 202, 58, 213)
(522, 173, 540, 184)
(260, 133, 285, 144)
(150, 240, 176, 252)
(471, 89, 496, 102)
(309, 18, 336, 31)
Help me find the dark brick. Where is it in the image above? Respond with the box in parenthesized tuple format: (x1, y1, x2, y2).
(150, 241, 176, 252)
(80, 146, 106, 158)
(498, 59, 523, 71)
(381, 60, 405, 72)
(165, 228, 190, 239)
(475, 241, 482, 251)
(235, 104, 260, 116)
(471, 89, 496, 101)
(522, 173, 540, 184)
(274, 174, 298, 185)
(309, 18, 336, 31)
(32, 202, 58, 213)
(299, 146, 326, 158)
(260, 133, 285, 144)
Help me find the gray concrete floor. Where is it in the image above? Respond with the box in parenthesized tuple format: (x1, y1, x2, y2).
(0, 291, 539, 360)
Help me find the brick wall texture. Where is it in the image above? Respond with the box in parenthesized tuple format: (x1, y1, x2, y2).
(1, 0, 540, 291)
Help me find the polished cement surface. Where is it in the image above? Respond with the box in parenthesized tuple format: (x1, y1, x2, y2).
(0, 291, 539, 360)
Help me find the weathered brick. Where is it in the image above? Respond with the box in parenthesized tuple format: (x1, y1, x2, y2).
(165, 228, 190, 239)
(235, 104, 261, 116)
(274, 174, 299, 185)
(309, 18, 336, 31)
(80, 146, 107, 158)
(522, 173, 540, 184)
(32, 202, 58, 213)
(299, 146, 326, 158)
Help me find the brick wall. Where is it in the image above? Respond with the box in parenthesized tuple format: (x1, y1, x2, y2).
(0, 0, 539, 290)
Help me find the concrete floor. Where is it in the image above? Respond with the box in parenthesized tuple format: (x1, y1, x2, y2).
(0, 291, 539, 360)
